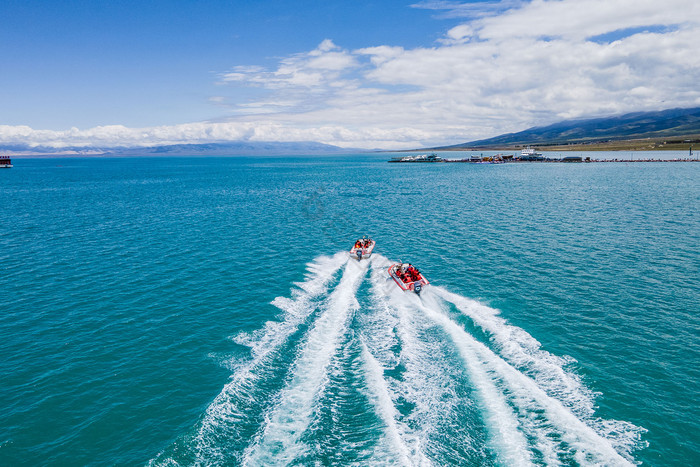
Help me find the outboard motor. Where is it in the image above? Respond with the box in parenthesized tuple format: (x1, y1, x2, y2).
(356, 249, 363, 260)
(413, 281, 422, 295)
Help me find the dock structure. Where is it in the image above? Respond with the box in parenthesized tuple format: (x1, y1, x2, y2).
(388, 154, 699, 163)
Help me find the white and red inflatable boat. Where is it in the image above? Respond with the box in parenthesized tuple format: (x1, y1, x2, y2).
(350, 237, 375, 260)
(388, 263, 429, 295)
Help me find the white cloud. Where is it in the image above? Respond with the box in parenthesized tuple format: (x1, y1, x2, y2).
(221, 39, 357, 89)
(0, 121, 435, 150)
(411, 0, 525, 19)
(3, 0, 700, 149)
(441, 24, 475, 44)
(475, 0, 691, 41)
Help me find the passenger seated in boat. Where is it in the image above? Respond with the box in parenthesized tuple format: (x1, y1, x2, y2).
(406, 265, 420, 281)
(355, 240, 362, 248)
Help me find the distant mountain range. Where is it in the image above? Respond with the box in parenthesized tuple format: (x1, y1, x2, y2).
(4, 107, 700, 156)
(3, 141, 355, 157)
(110, 141, 358, 156)
(439, 107, 700, 150)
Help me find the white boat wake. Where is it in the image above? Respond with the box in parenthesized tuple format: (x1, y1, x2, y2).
(150, 252, 644, 466)
(150, 252, 348, 466)
(243, 258, 367, 465)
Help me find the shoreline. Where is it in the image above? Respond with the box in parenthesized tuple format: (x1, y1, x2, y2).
(390, 158, 700, 163)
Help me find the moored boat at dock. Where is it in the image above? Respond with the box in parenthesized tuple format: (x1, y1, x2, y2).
(519, 146, 544, 161)
(520, 146, 544, 161)
(389, 153, 443, 163)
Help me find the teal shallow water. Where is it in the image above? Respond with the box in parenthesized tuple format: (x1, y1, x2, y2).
(0, 156, 698, 465)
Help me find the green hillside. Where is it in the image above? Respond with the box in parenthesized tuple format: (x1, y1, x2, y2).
(440, 107, 700, 150)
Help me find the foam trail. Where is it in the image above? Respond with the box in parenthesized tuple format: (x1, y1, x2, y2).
(421, 292, 561, 465)
(151, 252, 347, 465)
(390, 302, 444, 464)
(471, 339, 633, 466)
(362, 255, 471, 465)
(359, 340, 415, 466)
(360, 255, 402, 370)
(432, 288, 579, 463)
(366, 255, 442, 463)
(417, 294, 633, 466)
(413, 293, 532, 467)
(434, 287, 595, 418)
(434, 287, 643, 460)
(243, 258, 367, 465)
(234, 253, 348, 358)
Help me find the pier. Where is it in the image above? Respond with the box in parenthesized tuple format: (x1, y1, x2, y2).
(388, 153, 699, 163)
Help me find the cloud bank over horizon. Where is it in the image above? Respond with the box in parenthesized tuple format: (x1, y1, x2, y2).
(3, 0, 699, 150)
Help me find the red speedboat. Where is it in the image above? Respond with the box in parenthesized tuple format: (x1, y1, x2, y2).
(388, 263, 429, 295)
(350, 237, 375, 260)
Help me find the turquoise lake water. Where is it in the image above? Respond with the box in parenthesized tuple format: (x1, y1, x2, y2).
(1, 155, 698, 465)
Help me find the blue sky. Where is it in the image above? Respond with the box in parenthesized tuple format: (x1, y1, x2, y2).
(1, 0, 699, 149)
(1, 0, 456, 128)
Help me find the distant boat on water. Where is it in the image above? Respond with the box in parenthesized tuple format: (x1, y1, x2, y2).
(519, 146, 543, 160)
(0, 156, 12, 168)
(389, 153, 443, 163)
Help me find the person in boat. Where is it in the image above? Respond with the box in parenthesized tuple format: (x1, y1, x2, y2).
(406, 265, 420, 281)
(355, 240, 362, 249)
(395, 265, 405, 281)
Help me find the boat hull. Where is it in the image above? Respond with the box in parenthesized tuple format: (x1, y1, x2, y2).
(388, 263, 429, 294)
(350, 240, 375, 260)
